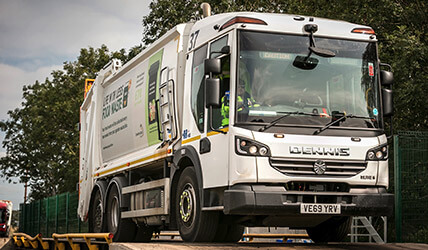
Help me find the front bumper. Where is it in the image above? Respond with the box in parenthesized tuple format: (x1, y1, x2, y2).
(224, 184, 393, 216)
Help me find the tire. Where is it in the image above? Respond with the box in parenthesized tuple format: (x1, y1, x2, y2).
(224, 224, 244, 242)
(106, 184, 137, 242)
(306, 216, 352, 243)
(213, 215, 244, 242)
(133, 224, 154, 242)
(214, 223, 244, 242)
(89, 189, 104, 233)
(176, 167, 219, 242)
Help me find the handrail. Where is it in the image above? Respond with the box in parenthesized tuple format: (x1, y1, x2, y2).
(52, 233, 113, 250)
(12, 233, 49, 249)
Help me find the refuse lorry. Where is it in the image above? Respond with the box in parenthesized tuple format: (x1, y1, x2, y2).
(78, 4, 394, 243)
(0, 200, 12, 237)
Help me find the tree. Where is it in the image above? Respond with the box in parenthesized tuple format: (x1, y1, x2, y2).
(0, 45, 140, 201)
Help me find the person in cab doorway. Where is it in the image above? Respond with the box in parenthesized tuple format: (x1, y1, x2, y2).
(221, 61, 259, 127)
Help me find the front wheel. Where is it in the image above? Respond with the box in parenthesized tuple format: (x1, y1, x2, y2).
(306, 216, 352, 243)
(176, 167, 219, 242)
(213, 223, 244, 242)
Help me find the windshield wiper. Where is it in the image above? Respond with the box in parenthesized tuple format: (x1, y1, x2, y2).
(259, 111, 318, 132)
(313, 112, 373, 135)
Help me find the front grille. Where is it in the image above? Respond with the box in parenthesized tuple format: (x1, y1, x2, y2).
(270, 157, 367, 177)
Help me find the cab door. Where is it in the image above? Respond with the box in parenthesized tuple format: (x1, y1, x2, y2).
(199, 33, 233, 189)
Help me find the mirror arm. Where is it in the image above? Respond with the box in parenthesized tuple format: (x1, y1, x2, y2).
(309, 32, 316, 47)
(380, 63, 393, 72)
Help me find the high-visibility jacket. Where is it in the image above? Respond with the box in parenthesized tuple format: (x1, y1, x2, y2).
(221, 92, 259, 127)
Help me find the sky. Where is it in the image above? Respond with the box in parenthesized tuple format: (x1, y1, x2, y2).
(0, 0, 151, 210)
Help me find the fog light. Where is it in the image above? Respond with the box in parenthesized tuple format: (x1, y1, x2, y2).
(368, 151, 375, 160)
(249, 146, 258, 154)
(381, 146, 387, 152)
(259, 147, 268, 156)
(240, 140, 247, 147)
(376, 151, 383, 159)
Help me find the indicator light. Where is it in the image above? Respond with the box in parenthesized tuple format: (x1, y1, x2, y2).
(220, 17, 267, 31)
(352, 28, 375, 35)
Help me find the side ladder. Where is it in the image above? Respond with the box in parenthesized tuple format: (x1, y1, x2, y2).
(158, 67, 176, 144)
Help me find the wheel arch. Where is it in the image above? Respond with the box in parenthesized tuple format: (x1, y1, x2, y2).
(170, 145, 204, 228)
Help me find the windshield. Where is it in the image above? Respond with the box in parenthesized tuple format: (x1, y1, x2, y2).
(236, 31, 382, 129)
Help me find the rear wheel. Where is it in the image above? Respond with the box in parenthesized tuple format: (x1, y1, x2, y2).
(106, 184, 137, 242)
(306, 216, 352, 243)
(176, 167, 219, 242)
(89, 189, 104, 233)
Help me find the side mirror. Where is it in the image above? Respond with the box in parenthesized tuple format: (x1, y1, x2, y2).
(204, 58, 221, 75)
(382, 88, 393, 117)
(205, 78, 221, 108)
(293, 56, 319, 70)
(380, 70, 393, 86)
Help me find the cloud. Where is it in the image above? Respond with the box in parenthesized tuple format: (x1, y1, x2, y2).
(0, 63, 62, 118)
(0, 0, 150, 71)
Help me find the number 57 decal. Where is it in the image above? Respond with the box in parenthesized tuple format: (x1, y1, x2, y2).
(188, 30, 200, 51)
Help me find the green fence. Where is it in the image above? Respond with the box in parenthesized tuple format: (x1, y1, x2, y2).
(394, 131, 428, 243)
(19, 192, 88, 236)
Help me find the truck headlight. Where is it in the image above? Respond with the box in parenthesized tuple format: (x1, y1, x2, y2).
(236, 136, 271, 157)
(366, 144, 388, 161)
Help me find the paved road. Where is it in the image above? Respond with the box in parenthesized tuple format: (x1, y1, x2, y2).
(0, 238, 12, 250)
(6, 236, 428, 250)
(110, 242, 428, 250)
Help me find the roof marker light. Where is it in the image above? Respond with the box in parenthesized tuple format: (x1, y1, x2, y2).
(220, 17, 267, 31)
(352, 28, 375, 35)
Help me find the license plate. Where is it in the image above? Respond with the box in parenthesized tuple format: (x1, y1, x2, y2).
(300, 203, 341, 214)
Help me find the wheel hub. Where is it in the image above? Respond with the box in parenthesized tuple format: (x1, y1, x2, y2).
(179, 184, 195, 223)
(95, 200, 103, 230)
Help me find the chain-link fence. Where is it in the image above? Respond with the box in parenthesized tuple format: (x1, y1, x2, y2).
(19, 192, 88, 236)
(394, 131, 428, 243)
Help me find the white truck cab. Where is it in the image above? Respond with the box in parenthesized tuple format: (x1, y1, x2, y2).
(79, 8, 394, 243)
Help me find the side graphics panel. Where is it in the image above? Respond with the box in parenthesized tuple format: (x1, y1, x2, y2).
(101, 49, 165, 162)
